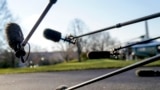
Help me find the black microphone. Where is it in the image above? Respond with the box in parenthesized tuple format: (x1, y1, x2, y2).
(5, 23, 26, 62)
(136, 69, 160, 77)
(43, 28, 61, 42)
(43, 28, 76, 44)
(87, 51, 111, 59)
(5, 23, 24, 51)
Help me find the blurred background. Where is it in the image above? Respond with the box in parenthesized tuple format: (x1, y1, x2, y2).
(0, 0, 160, 68)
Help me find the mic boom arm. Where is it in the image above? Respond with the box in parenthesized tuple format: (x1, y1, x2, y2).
(113, 36, 160, 51)
(63, 54, 160, 90)
(22, 0, 57, 47)
(74, 12, 160, 38)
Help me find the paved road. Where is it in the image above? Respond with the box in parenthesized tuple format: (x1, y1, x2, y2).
(0, 67, 160, 90)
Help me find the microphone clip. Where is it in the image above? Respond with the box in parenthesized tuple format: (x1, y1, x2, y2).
(111, 50, 120, 57)
(15, 44, 26, 63)
(63, 35, 77, 44)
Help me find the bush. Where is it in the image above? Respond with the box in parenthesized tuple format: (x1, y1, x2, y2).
(80, 52, 88, 61)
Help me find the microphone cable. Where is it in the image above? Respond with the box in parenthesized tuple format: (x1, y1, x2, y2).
(20, 43, 31, 63)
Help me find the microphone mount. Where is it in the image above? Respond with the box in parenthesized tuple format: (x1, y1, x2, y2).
(62, 35, 77, 44)
(15, 43, 31, 63)
(15, 44, 26, 63)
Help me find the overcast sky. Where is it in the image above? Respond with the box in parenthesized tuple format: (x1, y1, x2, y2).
(7, 0, 160, 51)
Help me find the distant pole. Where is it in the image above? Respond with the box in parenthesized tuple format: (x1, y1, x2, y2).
(145, 21, 149, 40)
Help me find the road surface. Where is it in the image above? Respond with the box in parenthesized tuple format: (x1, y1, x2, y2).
(0, 67, 160, 90)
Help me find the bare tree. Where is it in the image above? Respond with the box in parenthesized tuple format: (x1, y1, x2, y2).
(29, 43, 47, 52)
(0, 0, 14, 49)
(0, 49, 18, 68)
(87, 31, 119, 51)
(67, 18, 89, 62)
(55, 42, 76, 62)
(0, 0, 17, 68)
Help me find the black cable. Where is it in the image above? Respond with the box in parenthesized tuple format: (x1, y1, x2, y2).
(24, 43, 31, 62)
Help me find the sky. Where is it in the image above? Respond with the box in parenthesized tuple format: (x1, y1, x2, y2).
(7, 0, 160, 51)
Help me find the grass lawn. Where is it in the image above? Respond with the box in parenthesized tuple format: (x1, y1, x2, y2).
(0, 59, 160, 74)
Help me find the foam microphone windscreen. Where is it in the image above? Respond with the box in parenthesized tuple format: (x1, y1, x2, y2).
(87, 51, 111, 59)
(43, 28, 61, 42)
(5, 23, 24, 52)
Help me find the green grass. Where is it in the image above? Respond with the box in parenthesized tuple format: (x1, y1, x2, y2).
(0, 59, 160, 74)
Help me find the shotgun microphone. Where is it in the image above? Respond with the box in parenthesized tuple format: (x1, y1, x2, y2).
(43, 28, 76, 44)
(43, 28, 61, 42)
(87, 51, 111, 59)
(5, 23, 26, 62)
